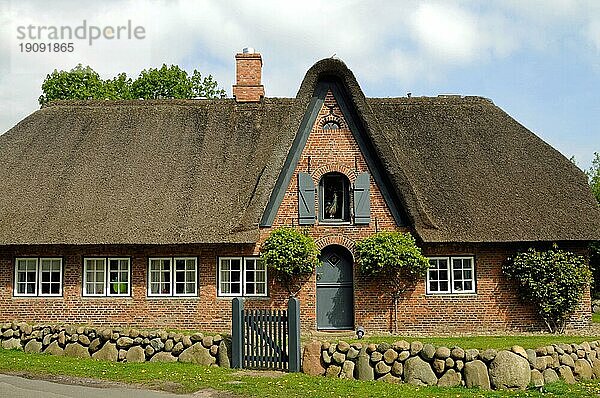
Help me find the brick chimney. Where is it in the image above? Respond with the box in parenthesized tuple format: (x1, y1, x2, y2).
(232, 48, 265, 102)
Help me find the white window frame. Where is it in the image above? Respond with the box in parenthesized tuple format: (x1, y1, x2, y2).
(426, 257, 451, 294)
(148, 257, 197, 297)
(426, 256, 476, 295)
(243, 257, 268, 297)
(14, 257, 63, 297)
(83, 258, 107, 297)
(450, 256, 476, 294)
(218, 257, 267, 297)
(148, 257, 172, 297)
(83, 257, 131, 297)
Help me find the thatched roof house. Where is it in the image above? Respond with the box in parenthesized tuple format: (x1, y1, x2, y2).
(0, 52, 598, 334)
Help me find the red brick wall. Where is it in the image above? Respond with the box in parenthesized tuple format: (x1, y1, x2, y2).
(0, 90, 591, 333)
(232, 52, 264, 102)
(0, 243, 293, 331)
(0, 241, 589, 333)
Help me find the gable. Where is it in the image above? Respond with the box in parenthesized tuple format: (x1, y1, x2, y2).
(260, 79, 407, 227)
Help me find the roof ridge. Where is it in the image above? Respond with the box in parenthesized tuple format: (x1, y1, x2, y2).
(367, 95, 494, 104)
(43, 98, 296, 108)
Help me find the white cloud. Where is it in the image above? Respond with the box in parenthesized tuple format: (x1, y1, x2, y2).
(1, 0, 600, 146)
(410, 3, 483, 64)
(587, 19, 600, 51)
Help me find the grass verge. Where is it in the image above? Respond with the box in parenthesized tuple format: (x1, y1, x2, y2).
(2, 349, 600, 397)
(344, 335, 600, 350)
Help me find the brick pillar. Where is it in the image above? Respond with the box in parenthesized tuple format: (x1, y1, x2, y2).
(233, 50, 265, 102)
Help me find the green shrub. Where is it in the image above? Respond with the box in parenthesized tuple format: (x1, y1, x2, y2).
(503, 246, 591, 333)
(591, 241, 600, 299)
(355, 231, 429, 296)
(260, 227, 320, 296)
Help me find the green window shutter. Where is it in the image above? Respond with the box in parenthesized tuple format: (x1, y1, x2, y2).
(353, 172, 370, 224)
(297, 172, 315, 225)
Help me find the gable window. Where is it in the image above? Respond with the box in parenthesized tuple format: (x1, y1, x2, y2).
(14, 257, 63, 297)
(83, 257, 130, 297)
(426, 256, 475, 294)
(148, 257, 197, 297)
(319, 172, 350, 222)
(322, 121, 340, 130)
(218, 257, 267, 297)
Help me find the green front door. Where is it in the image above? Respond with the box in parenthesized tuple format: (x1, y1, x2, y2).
(316, 245, 354, 330)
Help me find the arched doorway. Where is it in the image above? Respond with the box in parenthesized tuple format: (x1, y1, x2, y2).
(316, 245, 354, 330)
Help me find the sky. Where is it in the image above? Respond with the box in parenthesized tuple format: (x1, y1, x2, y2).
(0, 0, 598, 170)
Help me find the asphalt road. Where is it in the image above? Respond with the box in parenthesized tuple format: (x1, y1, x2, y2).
(0, 374, 217, 398)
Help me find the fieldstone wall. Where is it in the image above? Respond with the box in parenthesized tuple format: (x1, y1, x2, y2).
(592, 299, 600, 314)
(0, 321, 230, 367)
(302, 339, 600, 390)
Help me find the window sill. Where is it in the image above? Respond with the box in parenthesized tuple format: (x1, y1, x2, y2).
(425, 293, 477, 297)
(12, 295, 64, 299)
(216, 296, 270, 301)
(146, 295, 200, 300)
(318, 221, 352, 226)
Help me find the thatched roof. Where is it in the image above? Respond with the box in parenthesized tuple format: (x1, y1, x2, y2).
(0, 58, 598, 244)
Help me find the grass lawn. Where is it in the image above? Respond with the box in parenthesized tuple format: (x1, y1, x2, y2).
(592, 313, 600, 324)
(344, 335, 600, 351)
(2, 349, 600, 398)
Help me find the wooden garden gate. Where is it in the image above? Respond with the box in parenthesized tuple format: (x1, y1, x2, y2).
(231, 297, 301, 372)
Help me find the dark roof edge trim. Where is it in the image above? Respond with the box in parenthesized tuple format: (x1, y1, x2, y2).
(328, 80, 407, 226)
(259, 84, 328, 226)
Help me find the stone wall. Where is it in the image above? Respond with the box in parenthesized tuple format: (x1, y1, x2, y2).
(0, 321, 230, 367)
(302, 339, 600, 390)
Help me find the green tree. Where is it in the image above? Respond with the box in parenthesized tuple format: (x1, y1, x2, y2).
(503, 246, 591, 333)
(587, 152, 600, 298)
(191, 70, 225, 99)
(131, 64, 193, 99)
(355, 231, 430, 332)
(260, 227, 320, 296)
(39, 64, 226, 106)
(103, 73, 134, 100)
(588, 152, 600, 204)
(39, 64, 105, 106)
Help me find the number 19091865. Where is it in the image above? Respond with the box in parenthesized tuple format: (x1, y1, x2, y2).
(19, 42, 74, 52)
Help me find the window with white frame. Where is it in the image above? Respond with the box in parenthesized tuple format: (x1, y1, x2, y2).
(148, 257, 197, 297)
(14, 257, 63, 297)
(426, 256, 475, 294)
(218, 257, 267, 297)
(83, 257, 130, 296)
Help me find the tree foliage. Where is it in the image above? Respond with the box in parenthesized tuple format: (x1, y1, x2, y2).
(39, 64, 226, 106)
(39, 64, 105, 105)
(260, 227, 320, 296)
(588, 152, 600, 204)
(503, 247, 591, 333)
(355, 231, 429, 297)
(585, 152, 600, 298)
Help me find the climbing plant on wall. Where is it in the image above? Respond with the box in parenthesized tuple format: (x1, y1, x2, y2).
(355, 231, 430, 332)
(260, 227, 320, 296)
